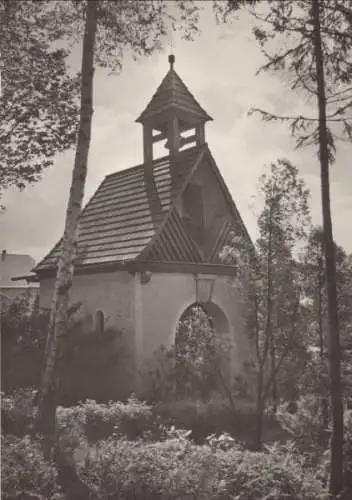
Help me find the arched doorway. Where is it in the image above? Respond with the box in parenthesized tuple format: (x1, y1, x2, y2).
(174, 301, 232, 399)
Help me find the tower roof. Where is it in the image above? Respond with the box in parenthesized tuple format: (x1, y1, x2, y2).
(136, 56, 213, 124)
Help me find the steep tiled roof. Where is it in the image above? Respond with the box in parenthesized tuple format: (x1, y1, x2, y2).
(136, 69, 212, 124)
(35, 146, 203, 272)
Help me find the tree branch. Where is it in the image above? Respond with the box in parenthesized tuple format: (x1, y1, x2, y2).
(250, 107, 352, 123)
(256, 39, 309, 76)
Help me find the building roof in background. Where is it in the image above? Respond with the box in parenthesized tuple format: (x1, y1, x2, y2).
(0, 251, 37, 288)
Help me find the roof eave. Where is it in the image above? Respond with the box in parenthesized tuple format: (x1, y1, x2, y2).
(11, 274, 40, 283)
(136, 106, 213, 125)
(33, 258, 237, 278)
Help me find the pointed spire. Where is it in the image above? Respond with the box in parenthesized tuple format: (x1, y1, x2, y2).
(168, 54, 175, 70)
(136, 58, 212, 124)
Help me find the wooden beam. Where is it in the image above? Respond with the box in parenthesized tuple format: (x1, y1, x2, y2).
(168, 116, 180, 154)
(132, 260, 237, 276)
(36, 259, 237, 279)
(143, 125, 153, 164)
(180, 134, 196, 147)
(152, 131, 167, 143)
(196, 123, 205, 145)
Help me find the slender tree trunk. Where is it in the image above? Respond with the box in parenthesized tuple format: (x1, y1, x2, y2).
(270, 338, 278, 412)
(35, 0, 98, 436)
(317, 254, 329, 430)
(254, 206, 273, 450)
(254, 363, 265, 450)
(312, 1, 344, 495)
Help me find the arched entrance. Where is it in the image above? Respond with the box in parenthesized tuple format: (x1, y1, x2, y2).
(174, 301, 232, 399)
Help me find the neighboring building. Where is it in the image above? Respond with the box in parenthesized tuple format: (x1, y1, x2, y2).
(0, 250, 39, 307)
(34, 56, 254, 398)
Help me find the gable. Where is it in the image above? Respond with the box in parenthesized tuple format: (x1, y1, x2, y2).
(141, 208, 202, 263)
(144, 148, 252, 265)
(181, 158, 228, 259)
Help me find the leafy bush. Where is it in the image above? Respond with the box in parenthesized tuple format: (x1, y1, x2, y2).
(344, 409, 352, 494)
(2, 390, 159, 443)
(276, 398, 352, 496)
(80, 436, 218, 499)
(57, 395, 158, 443)
(1, 295, 127, 403)
(1, 393, 328, 500)
(78, 435, 326, 499)
(218, 441, 327, 500)
(153, 397, 280, 446)
(276, 395, 328, 466)
(1, 292, 48, 393)
(1, 388, 37, 436)
(1, 434, 63, 499)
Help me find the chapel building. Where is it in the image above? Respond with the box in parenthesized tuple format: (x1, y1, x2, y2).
(34, 56, 253, 398)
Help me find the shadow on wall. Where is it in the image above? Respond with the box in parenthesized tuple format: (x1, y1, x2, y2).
(1, 297, 133, 403)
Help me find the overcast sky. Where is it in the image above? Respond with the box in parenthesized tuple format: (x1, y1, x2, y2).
(1, 4, 351, 263)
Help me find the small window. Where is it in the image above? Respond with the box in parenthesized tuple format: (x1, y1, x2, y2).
(96, 310, 105, 334)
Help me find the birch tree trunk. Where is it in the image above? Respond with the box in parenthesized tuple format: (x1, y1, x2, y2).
(36, 0, 98, 436)
(312, 0, 344, 495)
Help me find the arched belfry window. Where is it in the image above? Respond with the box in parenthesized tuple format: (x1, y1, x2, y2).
(96, 310, 105, 334)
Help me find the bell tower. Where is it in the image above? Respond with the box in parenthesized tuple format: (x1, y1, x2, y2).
(136, 55, 213, 165)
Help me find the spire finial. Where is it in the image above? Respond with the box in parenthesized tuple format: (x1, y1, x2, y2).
(168, 54, 175, 70)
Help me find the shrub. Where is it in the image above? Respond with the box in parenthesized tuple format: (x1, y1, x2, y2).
(217, 441, 327, 500)
(276, 395, 328, 466)
(57, 395, 157, 443)
(80, 436, 221, 499)
(1, 296, 127, 403)
(276, 398, 352, 495)
(77, 435, 326, 500)
(1, 434, 63, 499)
(1, 388, 37, 436)
(1, 293, 48, 393)
(344, 409, 352, 494)
(154, 397, 268, 446)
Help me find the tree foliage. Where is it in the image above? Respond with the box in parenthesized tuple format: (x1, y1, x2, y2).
(0, 0, 80, 198)
(244, 0, 352, 157)
(300, 228, 352, 404)
(221, 159, 311, 448)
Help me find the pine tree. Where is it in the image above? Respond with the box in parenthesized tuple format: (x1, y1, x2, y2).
(217, 1, 351, 492)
